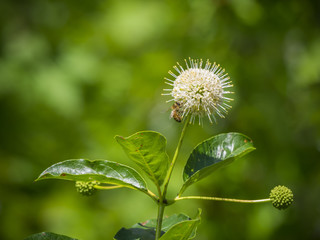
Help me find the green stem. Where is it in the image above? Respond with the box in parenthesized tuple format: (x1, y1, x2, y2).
(156, 185, 162, 202)
(175, 196, 271, 204)
(155, 116, 191, 240)
(162, 115, 190, 197)
(155, 203, 165, 239)
(94, 185, 123, 190)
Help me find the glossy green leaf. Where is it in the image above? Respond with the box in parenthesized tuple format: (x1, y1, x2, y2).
(36, 159, 148, 193)
(159, 209, 201, 240)
(24, 232, 78, 240)
(179, 133, 255, 195)
(115, 131, 169, 188)
(114, 213, 191, 240)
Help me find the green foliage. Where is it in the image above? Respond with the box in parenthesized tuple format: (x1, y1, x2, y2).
(159, 209, 201, 240)
(115, 131, 169, 188)
(114, 212, 200, 240)
(36, 159, 148, 193)
(24, 232, 78, 240)
(179, 133, 255, 195)
(2, 0, 314, 238)
(31, 131, 257, 239)
(132, 213, 191, 232)
(113, 228, 157, 240)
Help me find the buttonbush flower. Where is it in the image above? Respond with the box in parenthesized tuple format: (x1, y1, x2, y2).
(163, 58, 233, 124)
(269, 185, 294, 210)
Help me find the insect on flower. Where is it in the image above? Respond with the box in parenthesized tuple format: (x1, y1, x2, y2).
(163, 58, 234, 125)
(170, 102, 183, 122)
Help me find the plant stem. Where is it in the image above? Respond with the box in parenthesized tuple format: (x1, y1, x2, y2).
(94, 185, 123, 190)
(155, 116, 191, 240)
(155, 203, 165, 239)
(162, 116, 190, 197)
(175, 196, 271, 204)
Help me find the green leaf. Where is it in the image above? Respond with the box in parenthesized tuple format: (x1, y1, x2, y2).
(159, 214, 190, 232)
(36, 159, 148, 193)
(159, 209, 201, 240)
(179, 133, 255, 195)
(115, 131, 169, 188)
(113, 213, 192, 240)
(113, 228, 157, 240)
(132, 213, 191, 232)
(132, 213, 190, 232)
(24, 232, 78, 240)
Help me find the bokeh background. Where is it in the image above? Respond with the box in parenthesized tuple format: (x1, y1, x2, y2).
(0, 0, 319, 239)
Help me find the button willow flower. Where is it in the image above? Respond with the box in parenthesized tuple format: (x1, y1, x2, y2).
(269, 185, 294, 210)
(31, 58, 293, 240)
(163, 58, 234, 124)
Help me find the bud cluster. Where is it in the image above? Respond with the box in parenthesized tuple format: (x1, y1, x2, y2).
(269, 185, 293, 210)
(75, 181, 100, 196)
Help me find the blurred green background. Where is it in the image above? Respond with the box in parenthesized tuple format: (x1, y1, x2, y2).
(0, 0, 319, 239)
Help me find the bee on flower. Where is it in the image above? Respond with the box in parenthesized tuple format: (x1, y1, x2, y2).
(170, 102, 183, 122)
(163, 58, 234, 125)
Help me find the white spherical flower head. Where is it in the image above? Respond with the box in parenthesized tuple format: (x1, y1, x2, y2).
(163, 58, 233, 124)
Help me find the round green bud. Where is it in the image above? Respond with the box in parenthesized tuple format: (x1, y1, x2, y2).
(75, 181, 100, 196)
(269, 185, 293, 210)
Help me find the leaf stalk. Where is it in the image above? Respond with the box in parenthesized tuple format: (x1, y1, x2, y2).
(175, 196, 271, 204)
(94, 185, 123, 190)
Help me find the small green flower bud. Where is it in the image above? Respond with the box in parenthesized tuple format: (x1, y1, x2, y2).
(269, 185, 293, 210)
(75, 181, 100, 196)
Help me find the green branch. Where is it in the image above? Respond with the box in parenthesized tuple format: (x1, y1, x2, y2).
(162, 115, 190, 197)
(94, 185, 123, 190)
(175, 195, 271, 204)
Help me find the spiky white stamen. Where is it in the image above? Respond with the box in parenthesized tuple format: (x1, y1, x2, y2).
(163, 58, 234, 124)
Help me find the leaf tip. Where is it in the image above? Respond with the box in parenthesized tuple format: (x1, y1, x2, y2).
(35, 173, 50, 181)
(114, 135, 125, 142)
